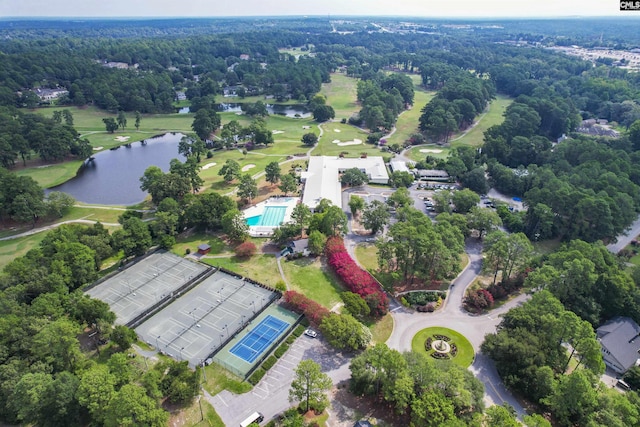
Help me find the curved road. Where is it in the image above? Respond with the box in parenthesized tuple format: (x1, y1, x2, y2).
(384, 239, 528, 416)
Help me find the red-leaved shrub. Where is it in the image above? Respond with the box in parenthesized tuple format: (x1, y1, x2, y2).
(325, 237, 388, 316)
(235, 241, 257, 258)
(283, 290, 331, 326)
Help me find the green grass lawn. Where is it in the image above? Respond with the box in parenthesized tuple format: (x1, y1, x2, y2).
(171, 232, 230, 257)
(281, 257, 344, 309)
(201, 254, 281, 288)
(385, 89, 436, 146)
(450, 95, 512, 148)
(365, 312, 394, 344)
(355, 243, 379, 271)
(411, 327, 475, 368)
(315, 122, 382, 157)
(0, 233, 46, 270)
(177, 396, 224, 427)
(14, 160, 85, 188)
(321, 73, 360, 119)
(202, 363, 251, 395)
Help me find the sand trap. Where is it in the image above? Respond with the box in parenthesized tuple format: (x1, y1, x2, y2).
(337, 139, 362, 146)
(420, 148, 443, 153)
(201, 162, 217, 170)
(332, 139, 341, 144)
(272, 130, 285, 134)
(241, 164, 256, 172)
(93, 146, 103, 151)
(334, 129, 341, 132)
(114, 136, 130, 142)
(302, 126, 311, 129)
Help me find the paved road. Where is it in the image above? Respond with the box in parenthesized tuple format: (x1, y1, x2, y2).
(607, 215, 640, 254)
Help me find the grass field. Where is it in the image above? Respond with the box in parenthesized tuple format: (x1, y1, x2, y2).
(201, 254, 281, 288)
(171, 233, 230, 257)
(202, 363, 251, 395)
(320, 73, 360, 119)
(171, 396, 224, 427)
(411, 327, 475, 368)
(450, 95, 512, 148)
(281, 257, 344, 309)
(0, 233, 46, 270)
(365, 313, 394, 344)
(355, 243, 379, 271)
(385, 89, 436, 146)
(404, 95, 512, 163)
(315, 122, 384, 158)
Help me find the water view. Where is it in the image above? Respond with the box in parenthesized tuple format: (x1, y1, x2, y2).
(177, 103, 311, 118)
(50, 133, 186, 205)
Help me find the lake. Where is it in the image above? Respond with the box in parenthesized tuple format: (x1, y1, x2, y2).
(178, 103, 311, 118)
(50, 133, 186, 205)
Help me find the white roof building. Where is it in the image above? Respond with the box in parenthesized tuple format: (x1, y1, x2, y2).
(301, 156, 389, 210)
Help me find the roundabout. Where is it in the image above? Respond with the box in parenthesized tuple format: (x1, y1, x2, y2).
(411, 327, 475, 368)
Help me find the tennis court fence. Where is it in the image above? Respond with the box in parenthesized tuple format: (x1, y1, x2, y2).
(126, 267, 215, 329)
(242, 314, 304, 380)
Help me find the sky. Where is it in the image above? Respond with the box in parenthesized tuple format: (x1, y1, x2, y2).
(0, 0, 630, 18)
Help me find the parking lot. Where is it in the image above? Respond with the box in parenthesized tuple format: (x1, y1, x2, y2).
(210, 331, 352, 427)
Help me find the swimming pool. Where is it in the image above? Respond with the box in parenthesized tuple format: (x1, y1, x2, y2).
(244, 206, 287, 227)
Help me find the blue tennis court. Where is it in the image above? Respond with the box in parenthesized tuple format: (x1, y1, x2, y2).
(230, 315, 290, 363)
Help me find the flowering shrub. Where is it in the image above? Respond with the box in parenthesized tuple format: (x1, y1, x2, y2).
(325, 237, 388, 316)
(283, 291, 330, 326)
(463, 288, 494, 312)
(234, 241, 257, 258)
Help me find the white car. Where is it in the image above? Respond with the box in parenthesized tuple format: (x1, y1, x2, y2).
(304, 329, 317, 338)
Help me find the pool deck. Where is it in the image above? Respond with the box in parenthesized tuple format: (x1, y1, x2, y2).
(243, 196, 300, 237)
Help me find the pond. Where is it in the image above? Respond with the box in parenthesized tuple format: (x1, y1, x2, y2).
(177, 103, 311, 118)
(50, 133, 186, 206)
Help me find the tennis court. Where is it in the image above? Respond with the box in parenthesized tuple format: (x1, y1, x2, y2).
(134, 268, 279, 367)
(214, 304, 300, 377)
(230, 315, 289, 363)
(85, 251, 209, 325)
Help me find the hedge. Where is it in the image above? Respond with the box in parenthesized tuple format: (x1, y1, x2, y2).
(283, 290, 331, 326)
(325, 236, 388, 316)
(248, 368, 266, 385)
(262, 355, 278, 370)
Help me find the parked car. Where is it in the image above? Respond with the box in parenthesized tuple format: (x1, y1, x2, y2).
(304, 329, 317, 338)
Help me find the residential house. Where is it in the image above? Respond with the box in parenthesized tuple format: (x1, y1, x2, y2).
(596, 316, 640, 374)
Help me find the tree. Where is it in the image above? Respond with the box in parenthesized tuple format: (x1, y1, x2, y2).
(237, 174, 258, 202)
(44, 191, 75, 218)
(320, 313, 372, 350)
(218, 159, 241, 183)
(33, 318, 83, 373)
(102, 117, 118, 133)
(134, 111, 141, 130)
(484, 404, 520, 427)
(9, 372, 53, 425)
(410, 389, 456, 427)
(116, 111, 127, 130)
(178, 135, 207, 163)
(308, 230, 327, 255)
(108, 352, 134, 388)
(629, 119, 640, 151)
(301, 132, 318, 146)
(542, 370, 598, 427)
(265, 161, 281, 185)
(291, 203, 311, 235)
(341, 291, 371, 319)
(289, 360, 332, 413)
(279, 173, 298, 195)
(349, 195, 365, 216)
(451, 189, 480, 214)
(466, 206, 503, 239)
(362, 200, 391, 235)
(103, 384, 168, 427)
(111, 325, 137, 351)
(313, 104, 335, 122)
(191, 109, 221, 141)
(222, 209, 249, 242)
(340, 168, 369, 187)
(320, 206, 348, 236)
(112, 217, 152, 257)
(77, 366, 116, 425)
(62, 109, 74, 126)
(389, 171, 415, 188)
(387, 187, 412, 208)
